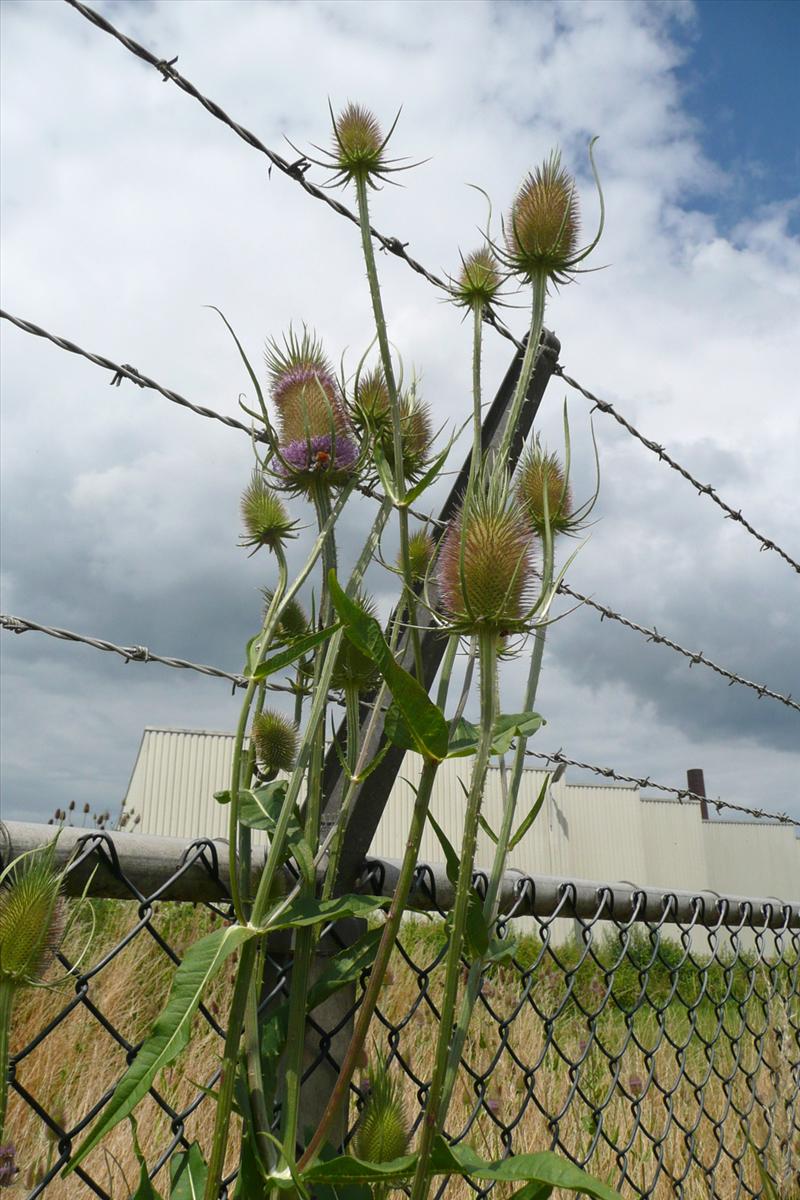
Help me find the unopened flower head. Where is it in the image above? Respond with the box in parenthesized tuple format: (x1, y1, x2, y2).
(240, 472, 298, 553)
(505, 151, 580, 283)
(437, 491, 536, 632)
(516, 444, 574, 536)
(403, 529, 436, 583)
(266, 328, 351, 445)
(252, 709, 299, 775)
(0, 846, 66, 986)
(354, 369, 432, 481)
(355, 1055, 410, 1165)
(262, 589, 310, 641)
(453, 247, 502, 308)
(354, 368, 390, 424)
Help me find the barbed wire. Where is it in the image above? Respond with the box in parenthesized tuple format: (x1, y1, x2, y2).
(61, 0, 800, 577)
(526, 749, 800, 829)
(555, 579, 800, 713)
(4, 306, 797, 715)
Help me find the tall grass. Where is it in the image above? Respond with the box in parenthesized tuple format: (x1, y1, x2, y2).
(9, 904, 798, 1198)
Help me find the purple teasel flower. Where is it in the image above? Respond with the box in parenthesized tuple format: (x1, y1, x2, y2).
(277, 433, 359, 483)
(0, 1144, 17, 1187)
(628, 1073, 644, 1097)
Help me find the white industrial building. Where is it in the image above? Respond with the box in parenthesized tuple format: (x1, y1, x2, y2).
(124, 727, 799, 904)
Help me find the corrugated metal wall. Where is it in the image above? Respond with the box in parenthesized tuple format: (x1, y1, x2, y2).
(128, 728, 799, 904)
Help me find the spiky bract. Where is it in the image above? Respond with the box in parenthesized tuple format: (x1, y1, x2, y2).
(331, 593, 380, 693)
(438, 491, 536, 632)
(354, 370, 432, 481)
(252, 710, 299, 775)
(453, 247, 502, 308)
(331, 104, 393, 185)
(404, 529, 436, 582)
(355, 1056, 410, 1165)
(265, 328, 351, 444)
(516, 444, 574, 536)
(505, 151, 580, 283)
(240, 473, 298, 552)
(0, 847, 65, 985)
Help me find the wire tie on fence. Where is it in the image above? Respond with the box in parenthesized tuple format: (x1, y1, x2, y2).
(286, 156, 311, 179)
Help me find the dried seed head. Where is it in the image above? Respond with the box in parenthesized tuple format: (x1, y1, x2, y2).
(506, 152, 580, 281)
(0, 848, 66, 985)
(332, 104, 387, 182)
(355, 1056, 410, 1165)
(453, 247, 502, 308)
(332, 593, 380, 693)
(403, 530, 436, 582)
(251, 709, 299, 775)
(516, 444, 573, 536)
(240, 472, 298, 552)
(438, 492, 536, 631)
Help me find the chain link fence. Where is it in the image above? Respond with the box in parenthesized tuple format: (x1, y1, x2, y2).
(6, 825, 799, 1199)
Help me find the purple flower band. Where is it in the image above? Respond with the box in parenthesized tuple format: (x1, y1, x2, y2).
(277, 434, 359, 477)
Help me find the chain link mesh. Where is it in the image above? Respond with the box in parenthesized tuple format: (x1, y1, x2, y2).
(8, 832, 798, 1198)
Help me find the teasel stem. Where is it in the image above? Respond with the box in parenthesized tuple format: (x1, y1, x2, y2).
(0, 979, 14, 1141)
(468, 300, 484, 494)
(354, 172, 423, 681)
(409, 629, 498, 1200)
(281, 486, 337, 1158)
(439, 502, 556, 1116)
(203, 938, 259, 1200)
(243, 944, 276, 1173)
(227, 549, 288, 924)
(239, 680, 267, 908)
(298, 754, 441, 1170)
(493, 271, 547, 479)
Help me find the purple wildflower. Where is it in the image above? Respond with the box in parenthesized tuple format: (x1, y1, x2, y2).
(277, 434, 359, 484)
(628, 1074, 644, 1097)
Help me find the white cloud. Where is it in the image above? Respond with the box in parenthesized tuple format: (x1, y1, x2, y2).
(1, 0, 798, 838)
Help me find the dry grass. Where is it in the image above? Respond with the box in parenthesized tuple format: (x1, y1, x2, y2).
(7, 904, 798, 1198)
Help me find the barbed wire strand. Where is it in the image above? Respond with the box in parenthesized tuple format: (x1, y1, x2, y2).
(3, 307, 797, 714)
(555, 579, 800, 713)
(526, 749, 800, 829)
(61, 0, 800, 577)
(2, 614, 797, 830)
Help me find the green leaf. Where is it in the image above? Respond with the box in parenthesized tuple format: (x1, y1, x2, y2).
(329, 572, 448, 761)
(508, 776, 549, 850)
(446, 712, 544, 758)
(250, 624, 341, 681)
(426, 810, 460, 886)
(265, 894, 389, 931)
(477, 813, 498, 844)
(129, 1115, 164, 1200)
(507, 1185, 552, 1200)
(403, 442, 452, 505)
(66, 925, 257, 1173)
(213, 789, 231, 805)
(306, 926, 383, 1011)
(301, 1153, 417, 1187)
(237, 782, 314, 887)
(465, 888, 490, 957)
(170, 1144, 207, 1200)
(484, 934, 519, 965)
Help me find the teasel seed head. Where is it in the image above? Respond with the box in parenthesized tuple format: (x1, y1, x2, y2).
(403, 529, 436, 582)
(240, 472, 298, 553)
(261, 589, 310, 641)
(251, 709, 299, 775)
(437, 490, 536, 632)
(265, 327, 352, 444)
(516, 443, 574, 536)
(0, 846, 66, 986)
(330, 103, 395, 186)
(453, 246, 502, 308)
(331, 593, 380, 693)
(355, 370, 433, 481)
(355, 1054, 410, 1164)
(505, 151, 580, 283)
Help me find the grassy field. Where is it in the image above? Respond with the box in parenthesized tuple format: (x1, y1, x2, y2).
(8, 901, 798, 1199)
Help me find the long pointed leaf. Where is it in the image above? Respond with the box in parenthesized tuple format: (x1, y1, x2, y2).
(66, 925, 257, 1172)
(251, 624, 341, 681)
(508, 776, 549, 850)
(170, 1144, 208, 1200)
(265, 894, 389, 931)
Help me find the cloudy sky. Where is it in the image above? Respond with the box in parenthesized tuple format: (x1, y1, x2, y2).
(1, 0, 798, 838)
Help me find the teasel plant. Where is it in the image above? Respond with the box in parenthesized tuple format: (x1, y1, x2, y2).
(62, 101, 621, 1200)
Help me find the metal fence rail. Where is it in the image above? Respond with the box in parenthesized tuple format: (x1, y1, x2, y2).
(4, 824, 799, 1199)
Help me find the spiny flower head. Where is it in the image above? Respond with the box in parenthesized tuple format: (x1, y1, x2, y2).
(354, 370, 433, 481)
(516, 443, 574, 536)
(505, 151, 580, 283)
(353, 368, 391, 425)
(324, 102, 413, 188)
(0, 844, 66, 986)
(265, 327, 351, 447)
(276, 433, 360, 492)
(331, 592, 380, 694)
(452, 246, 503, 308)
(437, 490, 536, 632)
(355, 1054, 410, 1164)
(240, 472, 298, 552)
(261, 589, 310, 641)
(252, 709, 299, 775)
(403, 529, 436, 582)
